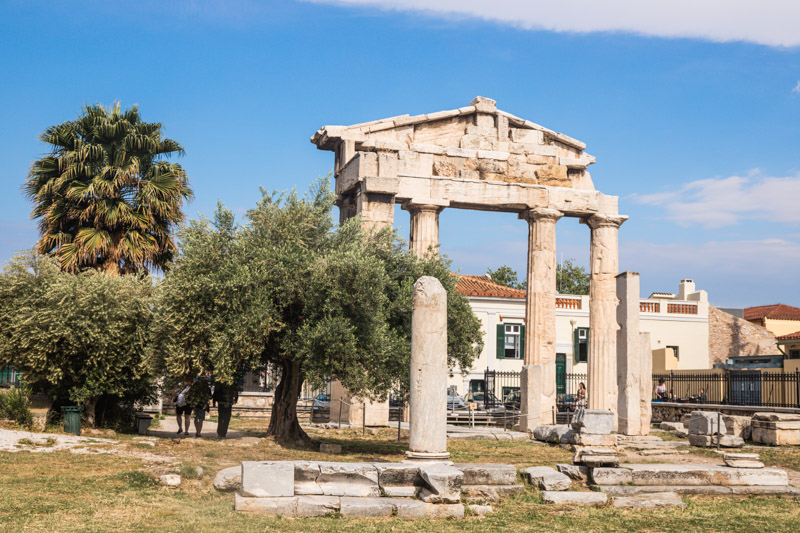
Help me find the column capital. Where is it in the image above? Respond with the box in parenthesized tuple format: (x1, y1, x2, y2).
(582, 213, 628, 230)
(520, 207, 563, 222)
(401, 199, 448, 214)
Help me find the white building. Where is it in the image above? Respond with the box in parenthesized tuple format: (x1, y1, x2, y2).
(450, 275, 709, 397)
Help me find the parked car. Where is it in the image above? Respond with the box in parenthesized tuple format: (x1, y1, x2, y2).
(447, 393, 467, 410)
(463, 391, 501, 410)
(556, 394, 577, 412)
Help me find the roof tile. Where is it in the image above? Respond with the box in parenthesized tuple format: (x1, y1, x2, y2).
(456, 274, 526, 299)
(744, 304, 800, 322)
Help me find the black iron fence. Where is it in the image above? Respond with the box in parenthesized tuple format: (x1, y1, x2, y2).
(654, 370, 800, 408)
(483, 368, 800, 410)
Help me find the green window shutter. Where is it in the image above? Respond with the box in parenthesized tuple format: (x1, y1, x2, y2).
(573, 328, 579, 363)
(496, 324, 505, 359)
(520, 324, 525, 360)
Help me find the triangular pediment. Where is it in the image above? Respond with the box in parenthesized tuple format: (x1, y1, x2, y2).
(312, 97, 596, 190)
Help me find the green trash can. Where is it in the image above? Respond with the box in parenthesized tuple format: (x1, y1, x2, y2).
(62, 406, 82, 436)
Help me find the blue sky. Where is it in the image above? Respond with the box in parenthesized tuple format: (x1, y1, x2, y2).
(1, 0, 799, 307)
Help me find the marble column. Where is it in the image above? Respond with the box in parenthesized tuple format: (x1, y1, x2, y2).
(407, 276, 449, 461)
(404, 202, 445, 257)
(616, 271, 641, 435)
(519, 207, 562, 431)
(585, 214, 627, 414)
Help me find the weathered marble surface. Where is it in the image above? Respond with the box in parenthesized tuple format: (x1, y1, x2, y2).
(407, 276, 449, 460)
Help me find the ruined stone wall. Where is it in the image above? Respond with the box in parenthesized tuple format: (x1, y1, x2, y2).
(708, 306, 778, 365)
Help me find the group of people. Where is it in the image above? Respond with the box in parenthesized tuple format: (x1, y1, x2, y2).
(172, 373, 240, 439)
(654, 378, 706, 403)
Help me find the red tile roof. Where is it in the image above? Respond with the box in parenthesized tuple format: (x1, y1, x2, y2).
(455, 274, 526, 299)
(744, 304, 800, 322)
(777, 330, 800, 341)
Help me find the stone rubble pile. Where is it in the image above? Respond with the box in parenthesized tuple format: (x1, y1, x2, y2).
(229, 460, 522, 518)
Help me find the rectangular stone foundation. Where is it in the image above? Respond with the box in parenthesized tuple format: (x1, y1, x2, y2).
(590, 464, 788, 487)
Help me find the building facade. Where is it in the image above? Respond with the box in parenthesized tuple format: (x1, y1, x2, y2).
(450, 275, 709, 396)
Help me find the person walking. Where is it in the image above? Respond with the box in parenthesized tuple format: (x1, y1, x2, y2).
(186, 375, 212, 438)
(173, 380, 192, 435)
(213, 379, 239, 439)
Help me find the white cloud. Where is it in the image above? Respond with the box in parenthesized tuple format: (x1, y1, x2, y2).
(632, 172, 800, 229)
(309, 0, 800, 47)
(793, 81, 800, 93)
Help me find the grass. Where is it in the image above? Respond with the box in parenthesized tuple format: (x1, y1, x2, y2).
(2, 419, 800, 532)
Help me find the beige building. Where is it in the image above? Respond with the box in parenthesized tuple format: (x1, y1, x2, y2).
(744, 304, 800, 338)
(450, 276, 709, 395)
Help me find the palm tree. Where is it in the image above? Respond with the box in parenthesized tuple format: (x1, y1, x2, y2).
(24, 103, 193, 274)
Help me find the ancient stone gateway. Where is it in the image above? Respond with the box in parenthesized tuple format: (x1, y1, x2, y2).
(312, 97, 628, 431)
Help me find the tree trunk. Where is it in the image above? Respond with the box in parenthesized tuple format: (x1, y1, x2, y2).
(83, 397, 99, 428)
(266, 360, 310, 446)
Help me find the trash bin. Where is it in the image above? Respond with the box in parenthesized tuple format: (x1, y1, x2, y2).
(62, 406, 82, 436)
(135, 412, 153, 435)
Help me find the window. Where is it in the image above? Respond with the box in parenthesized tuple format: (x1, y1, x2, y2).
(573, 327, 589, 363)
(496, 323, 524, 359)
(789, 349, 800, 359)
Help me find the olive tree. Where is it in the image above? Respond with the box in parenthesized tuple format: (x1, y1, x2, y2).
(0, 252, 155, 425)
(153, 180, 482, 445)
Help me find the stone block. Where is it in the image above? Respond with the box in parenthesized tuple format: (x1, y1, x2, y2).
(557, 464, 589, 482)
(454, 463, 517, 486)
(590, 467, 633, 485)
(339, 497, 394, 518)
(241, 461, 294, 497)
(375, 463, 421, 497)
(418, 463, 463, 503)
(688, 434, 744, 448)
(573, 447, 620, 467)
(213, 466, 241, 492)
(316, 462, 380, 497)
(751, 416, 800, 445)
(591, 464, 787, 487)
(533, 425, 572, 444)
(294, 461, 323, 495)
(295, 495, 340, 517)
(569, 433, 617, 446)
(611, 492, 685, 509)
(319, 443, 342, 454)
(722, 415, 752, 440)
(752, 412, 800, 422)
(723, 453, 764, 469)
(159, 474, 181, 488)
(571, 410, 614, 435)
(541, 491, 608, 506)
(460, 484, 524, 502)
(467, 504, 494, 516)
(522, 466, 571, 491)
(234, 493, 297, 516)
(688, 411, 726, 436)
(394, 499, 429, 520)
(660, 421, 686, 432)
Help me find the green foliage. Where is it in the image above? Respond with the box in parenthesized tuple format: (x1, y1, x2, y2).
(115, 470, 158, 488)
(487, 265, 525, 289)
(23, 103, 193, 274)
(556, 258, 590, 295)
(185, 378, 211, 408)
(0, 387, 33, 427)
(0, 252, 156, 425)
(152, 179, 483, 441)
(178, 463, 203, 480)
(488, 258, 591, 295)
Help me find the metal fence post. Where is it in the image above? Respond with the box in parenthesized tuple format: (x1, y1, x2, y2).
(717, 410, 721, 450)
(796, 369, 800, 409)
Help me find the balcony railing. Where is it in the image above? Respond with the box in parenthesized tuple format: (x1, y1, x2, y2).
(640, 301, 660, 313)
(556, 297, 582, 310)
(667, 303, 698, 315)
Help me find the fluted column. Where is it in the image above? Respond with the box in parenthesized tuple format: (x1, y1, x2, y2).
(519, 207, 562, 431)
(585, 214, 627, 413)
(405, 204, 443, 257)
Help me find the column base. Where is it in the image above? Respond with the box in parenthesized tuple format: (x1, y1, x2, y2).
(403, 451, 451, 463)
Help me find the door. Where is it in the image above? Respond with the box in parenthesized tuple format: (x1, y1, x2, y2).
(556, 353, 566, 394)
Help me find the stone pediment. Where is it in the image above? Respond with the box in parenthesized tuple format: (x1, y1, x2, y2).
(312, 97, 596, 190)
